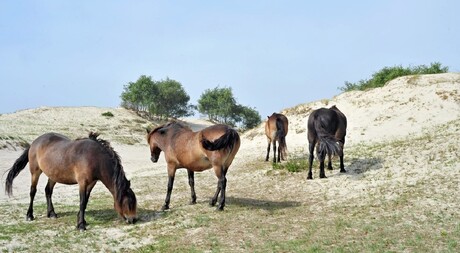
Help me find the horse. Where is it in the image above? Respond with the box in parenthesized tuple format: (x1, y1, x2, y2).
(307, 105, 347, 179)
(265, 113, 289, 163)
(4, 132, 137, 231)
(147, 121, 240, 211)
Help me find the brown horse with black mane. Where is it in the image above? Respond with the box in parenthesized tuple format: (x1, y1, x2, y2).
(147, 121, 240, 211)
(4, 132, 137, 231)
(265, 113, 288, 163)
(307, 105, 347, 179)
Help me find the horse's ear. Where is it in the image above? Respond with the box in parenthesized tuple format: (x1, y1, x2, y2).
(145, 127, 152, 134)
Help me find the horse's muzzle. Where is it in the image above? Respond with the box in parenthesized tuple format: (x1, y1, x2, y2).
(151, 157, 158, 163)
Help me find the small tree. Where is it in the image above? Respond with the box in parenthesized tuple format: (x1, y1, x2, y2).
(120, 75, 194, 119)
(154, 78, 194, 118)
(198, 86, 261, 129)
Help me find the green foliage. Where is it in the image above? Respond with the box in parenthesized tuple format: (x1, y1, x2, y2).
(197, 86, 261, 130)
(101, 111, 114, 117)
(120, 75, 194, 119)
(272, 157, 308, 172)
(340, 62, 449, 92)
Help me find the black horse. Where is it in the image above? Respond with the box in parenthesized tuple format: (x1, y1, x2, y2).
(307, 105, 347, 179)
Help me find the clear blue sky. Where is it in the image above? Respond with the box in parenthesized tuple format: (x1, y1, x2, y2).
(1, 1, 459, 118)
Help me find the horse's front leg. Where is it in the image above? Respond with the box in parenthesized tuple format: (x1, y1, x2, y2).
(45, 179, 57, 218)
(77, 185, 89, 231)
(187, 170, 197, 205)
(162, 169, 176, 211)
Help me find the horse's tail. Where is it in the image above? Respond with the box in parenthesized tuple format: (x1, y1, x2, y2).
(202, 128, 240, 152)
(276, 117, 288, 160)
(314, 119, 341, 159)
(5, 147, 30, 197)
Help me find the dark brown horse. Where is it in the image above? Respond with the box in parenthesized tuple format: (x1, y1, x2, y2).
(265, 113, 289, 163)
(147, 122, 240, 211)
(4, 132, 137, 231)
(307, 105, 347, 179)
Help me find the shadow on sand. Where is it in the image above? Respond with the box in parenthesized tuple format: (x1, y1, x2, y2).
(345, 157, 384, 177)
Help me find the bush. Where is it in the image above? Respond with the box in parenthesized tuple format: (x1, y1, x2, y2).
(102, 111, 114, 117)
(340, 62, 449, 92)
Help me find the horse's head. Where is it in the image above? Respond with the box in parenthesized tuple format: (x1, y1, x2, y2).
(115, 184, 138, 224)
(147, 125, 167, 163)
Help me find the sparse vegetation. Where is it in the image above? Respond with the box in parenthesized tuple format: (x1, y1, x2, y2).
(340, 62, 449, 91)
(102, 111, 114, 117)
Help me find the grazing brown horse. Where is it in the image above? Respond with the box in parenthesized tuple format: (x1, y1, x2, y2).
(265, 113, 289, 163)
(4, 132, 137, 231)
(307, 105, 347, 179)
(147, 122, 240, 211)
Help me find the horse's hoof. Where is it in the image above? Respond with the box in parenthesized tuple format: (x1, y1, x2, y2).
(340, 169, 347, 173)
(161, 205, 169, 211)
(48, 212, 58, 219)
(77, 224, 86, 231)
(189, 200, 196, 205)
(216, 206, 224, 211)
(319, 175, 327, 179)
(26, 216, 34, 221)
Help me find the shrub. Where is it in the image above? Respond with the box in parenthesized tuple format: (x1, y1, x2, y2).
(102, 111, 114, 117)
(340, 62, 449, 92)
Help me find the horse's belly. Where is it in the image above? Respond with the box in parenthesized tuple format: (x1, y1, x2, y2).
(185, 158, 212, 172)
(44, 171, 78, 185)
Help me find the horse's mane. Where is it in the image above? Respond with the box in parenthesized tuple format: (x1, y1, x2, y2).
(86, 132, 134, 209)
(149, 121, 190, 135)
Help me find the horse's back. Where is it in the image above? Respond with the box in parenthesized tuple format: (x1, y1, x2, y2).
(29, 133, 104, 184)
(201, 124, 232, 141)
(330, 106, 347, 141)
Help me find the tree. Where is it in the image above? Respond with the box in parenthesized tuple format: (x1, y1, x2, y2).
(155, 78, 195, 118)
(197, 86, 261, 129)
(120, 75, 194, 119)
(238, 105, 262, 130)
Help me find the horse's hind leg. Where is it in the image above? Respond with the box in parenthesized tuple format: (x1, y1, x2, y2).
(339, 154, 346, 173)
(272, 140, 277, 163)
(327, 154, 333, 170)
(187, 170, 197, 205)
(45, 179, 57, 218)
(265, 140, 271, 161)
(277, 141, 282, 163)
(212, 165, 227, 211)
(307, 140, 316, 180)
(318, 148, 327, 179)
(26, 169, 42, 221)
